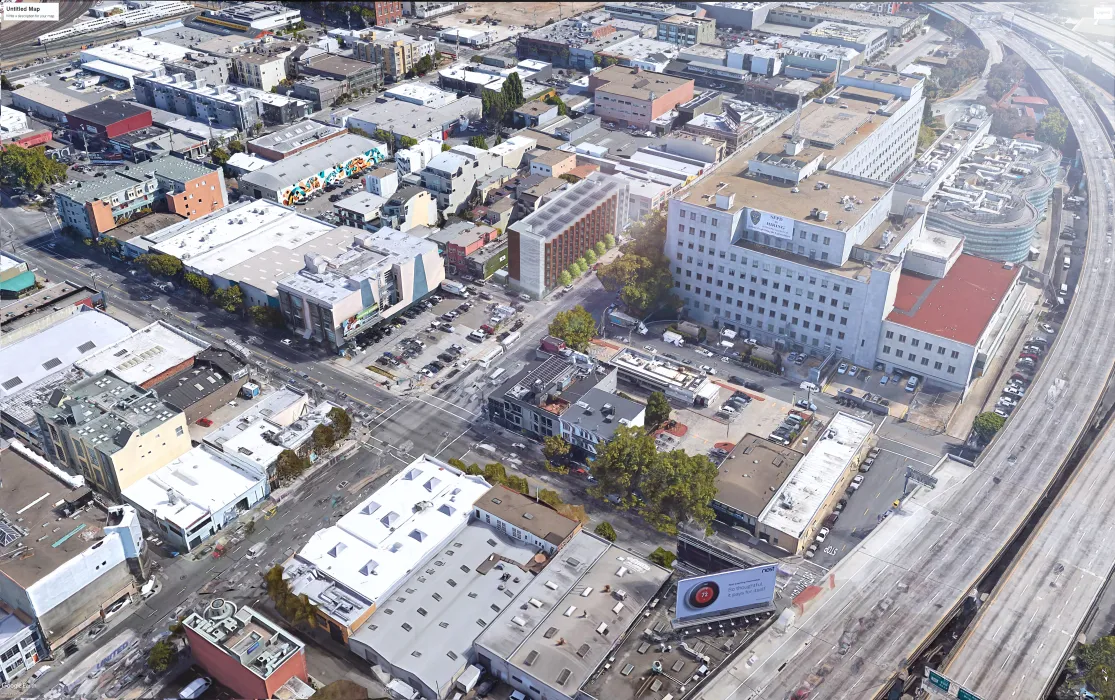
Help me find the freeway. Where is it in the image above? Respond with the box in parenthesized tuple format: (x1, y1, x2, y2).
(991, 3, 1115, 80)
(694, 12, 1115, 700)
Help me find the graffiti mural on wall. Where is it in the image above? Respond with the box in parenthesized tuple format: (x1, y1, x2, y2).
(279, 146, 388, 206)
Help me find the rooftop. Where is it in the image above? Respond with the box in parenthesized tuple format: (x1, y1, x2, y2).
(247, 120, 344, 156)
(476, 532, 671, 695)
(219, 224, 356, 300)
(0, 282, 97, 339)
(349, 520, 539, 695)
(75, 321, 208, 386)
(285, 455, 492, 625)
(152, 347, 246, 412)
(0, 446, 112, 588)
(803, 20, 887, 44)
(144, 200, 334, 277)
(887, 253, 1020, 345)
(0, 310, 132, 400)
(511, 173, 626, 242)
(382, 82, 459, 108)
(591, 65, 693, 101)
(122, 445, 263, 531)
(12, 84, 99, 113)
(603, 346, 712, 392)
(334, 191, 387, 217)
(757, 412, 872, 540)
(240, 133, 387, 194)
(303, 54, 379, 77)
(714, 435, 804, 517)
(183, 602, 304, 680)
(54, 155, 214, 204)
(65, 99, 150, 126)
(477, 485, 581, 549)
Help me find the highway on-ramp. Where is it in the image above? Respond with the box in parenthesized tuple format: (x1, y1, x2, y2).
(941, 28, 1115, 700)
(693, 9, 1115, 700)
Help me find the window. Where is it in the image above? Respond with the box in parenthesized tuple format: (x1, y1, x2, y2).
(921, 357, 929, 366)
(911, 338, 920, 348)
(898, 334, 906, 343)
(951, 350, 960, 359)
(934, 361, 942, 370)
(924, 343, 933, 352)
(175, 426, 184, 436)
(947, 365, 957, 374)
(895, 350, 904, 359)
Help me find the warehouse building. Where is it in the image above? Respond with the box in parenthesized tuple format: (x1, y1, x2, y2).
(62, 100, 152, 149)
(247, 120, 346, 161)
(239, 133, 389, 205)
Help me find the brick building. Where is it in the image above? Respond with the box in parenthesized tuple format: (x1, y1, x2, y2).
(63, 100, 152, 149)
(509, 172, 628, 298)
(183, 601, 308, 700)
(446, 223, 499, 274)
(370, 1, 402, 24)
(588, 65, 694, 129)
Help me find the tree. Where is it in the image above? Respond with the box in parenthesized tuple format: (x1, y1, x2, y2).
(98, 236, 122, 257)
(484, 462, 507, 486)
(1036, 107, 1068, 149)
(0, 145, 68, 192)
(604, 234, 616, 249)
(468, 135, 489, 150)
(441, 142, 452, 152)
(594, 521, 617, 542)
(645, 391, 671, 430)
(212, 285, 244, 312)
(147, 639, 176, 672)
(583, 248, 597, 265)
(328, 407, 352, 440)
(0, 74, 11, 91)
(595, 241, 607, 257)
(249, 305, 285, 327)
(990, 105, 1036, 138)
(648, 547, 676, 568)
(502, 71, 524, 108)
(638, 450, 718, 534)
(505, 474, 530, 494)
(482, 90, 510, 125)
(211, 146, 230, 166)
(543, 435, 571, 464)
(537, 489, 563, 508)
(312, 424, 336, 452)
(808, 79, 833, 100)
(374, 128, 393, 149)
(576, 256, 588, 271)
(228, 139, 245, 154)
(276, 449, 309, 481)
(399, 135, 418, 148)
(548, 305, 597, 351)
(918, 125, 938, 151)
(264, 564, 319, 628)
(972, 412, 1006, 442)
(184, 271, 212, 296)
(944, 20, 967, 42)
(415, 54, 434, 75)
(559, 172, 580, 184)
(1078, 637, 1115, 698)
(589, 425, 659, 507)
(544, 93, 569, 116)
(558, 269, 573, 287)
(136, 253, 182, 278)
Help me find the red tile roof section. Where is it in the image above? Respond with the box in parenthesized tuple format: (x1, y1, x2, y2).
(1011, 95, 1049, 106)
(886, 254, 1020, 345)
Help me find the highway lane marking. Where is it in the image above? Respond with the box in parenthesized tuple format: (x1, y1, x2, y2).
(878, 448, 936, 467)
(875, 435, 941, 458)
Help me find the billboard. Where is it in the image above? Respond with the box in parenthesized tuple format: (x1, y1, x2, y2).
(746, 208, 795, 241)
(675, 565, 778, 621)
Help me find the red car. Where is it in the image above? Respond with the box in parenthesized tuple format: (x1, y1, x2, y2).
(195, 418, 213, 427)
(1018, 353, 1039, 361)
(574, 468, 588, 476)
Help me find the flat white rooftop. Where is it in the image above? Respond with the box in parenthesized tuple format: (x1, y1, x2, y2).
(81, 37, 191, 74)
(144, 200, 334, 276)
(758, 411, 872, 539)
(122, 445, 263, 531)
(288, 455, 490, 611)
(384, 82, 457, 107)
(74, 321, 208, 386)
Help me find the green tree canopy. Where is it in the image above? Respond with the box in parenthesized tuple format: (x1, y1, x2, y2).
(227, 139, 245, 153)
(484, 462, 508, 486)
(328, 407, 352, 440)
(212, 284, 244, 312)
(184, 271, 212, 296)
(594, 521, 617, 542)
(399, 135, 419, 148)
(249, 305, 285, 327)
(604, 234, 616, 249)
(583, 248, 597, 265)
(312, 424, 336, 452)
(972, 412, 1006, 442)
(645, 391, 671, 430)
(0, 145, 68, 192)
(589, 425, 659, 506)
(538, 489, 563, 508)
(558, 270, 573, 287)
(415, 54, 434, 75)
(1035, 107, 1068, 149)
(548, 305, 597, 351)
(441, 142, 452, 152)
(944, 19, 968, 41)
(543, 435, 571, 464)
(276, 449, 309, 481)
(136, 253, 183, 278)
(264, 564, 319, 628)
(211, 146, 230, 166)
(648, 547, 676, 568)
(595, 241, 607, 257)
(502, 71, 525, 108)
(639, 450, 718, 534)
(468, 135, 489, 150)
(147, 639, 176, 672)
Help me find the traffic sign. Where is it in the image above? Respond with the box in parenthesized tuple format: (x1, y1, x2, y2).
(924, 669, 983, 700)
(926, 669, 951, 692)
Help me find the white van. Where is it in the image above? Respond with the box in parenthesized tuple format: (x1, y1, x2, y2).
(905, 375, 919, 392)
(1060, 283, 1069, 295)
(1063, 256, 1071, 270)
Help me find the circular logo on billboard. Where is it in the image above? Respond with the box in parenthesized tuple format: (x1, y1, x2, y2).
(687, 580, 720, 609)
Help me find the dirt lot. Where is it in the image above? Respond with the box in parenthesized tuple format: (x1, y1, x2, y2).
(458, 2, 604, 29)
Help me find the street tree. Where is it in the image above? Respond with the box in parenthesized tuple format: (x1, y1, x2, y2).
(0, 145, 67, 192)
(972, 412, 1006, 442)
(648, 547, 676, 568)
(468, 135, 489, 150)
(538, 489, 563, 508)
(212, 284, 244, 312)
(583, 248, 597, 265)
(312, 424, 336, 452)
(542, 435, 571, 465)
(137, 253, 182, 278)
(548, 305, 597, 351)
(248, 305, 285, 327)
(328, 407, 352, 440)
(588, 425, 658, 505)
(276, 449, 308, 481)
(558, 269, 573, 287)
(645, 391, 671, 430)
(1036, 107, 1068, 149)
(147, 639, 176, 672)
(638, 450, 718, 534)
(184, 271, 212, 296)
(595, 241, 607, 257)
(594, 521, 617, 542)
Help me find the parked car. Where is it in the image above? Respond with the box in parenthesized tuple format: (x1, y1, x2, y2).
(744, 381, 764, 392)
(837, 362, 848, 374)
(1040, 323, 1055, 334)
(179, 676, 212, 700)
(195, 418, 213, 427)
(879, 375, 889, 385)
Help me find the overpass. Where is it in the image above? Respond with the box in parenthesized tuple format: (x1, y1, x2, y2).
(693, 8, 1115, 700)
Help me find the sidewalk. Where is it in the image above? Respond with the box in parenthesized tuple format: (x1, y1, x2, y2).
(269, 440, 361, 503)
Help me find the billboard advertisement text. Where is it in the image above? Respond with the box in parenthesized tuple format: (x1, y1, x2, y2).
(746, 208, 795, 241)
(675, 565, 777, 621)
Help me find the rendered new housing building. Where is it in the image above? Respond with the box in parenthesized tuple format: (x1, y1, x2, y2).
(133, 71, 310, 132)
(474, 531, 671, 700)
(353, 35, 436, 82)
(509, 173, 629, 299)
(277, 226, 444, 348)
(663, 68, 925, 367)
(657, 14, 717, 46)
(877, 237, 1025, 391)
(486, 355, 646, 459)
(239, 133, 389, 206)
(0, 445, 144, 656)
(281, 455, 491, 643)
(923, 136, 1059, 263)
(35, 372, 192, 499)
(54, 156, 226, 239)
(183, 601, 308, 700)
